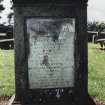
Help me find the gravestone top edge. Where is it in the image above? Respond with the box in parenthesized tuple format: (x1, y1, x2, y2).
(12, 0, 88, 5)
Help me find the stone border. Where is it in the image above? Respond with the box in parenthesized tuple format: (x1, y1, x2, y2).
(8, 95, 15, 105)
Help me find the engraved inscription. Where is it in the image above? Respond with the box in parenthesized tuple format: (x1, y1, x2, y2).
(26, 18, 75, 89)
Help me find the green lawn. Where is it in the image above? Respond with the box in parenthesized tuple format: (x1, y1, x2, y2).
(0, 44, 105, 101)
(88, 43, 105, 101)
(0, 49, 15, 97)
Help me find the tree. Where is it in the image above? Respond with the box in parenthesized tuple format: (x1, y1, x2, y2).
(8, 12, 14, 25)
(0, 0, 5, 12)
(7, 0, 14, 25)
(0, 0, 13, 25)
(0, 0, 5, 25)
(87, 21, 105, 33)
(98, 22, 105, 33)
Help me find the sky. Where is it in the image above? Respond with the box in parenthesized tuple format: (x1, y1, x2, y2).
(0, 0, 105, 24)
(88, 0, 105, 22)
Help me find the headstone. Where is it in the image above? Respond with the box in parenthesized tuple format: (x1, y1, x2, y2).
(12, 0, 88, 105)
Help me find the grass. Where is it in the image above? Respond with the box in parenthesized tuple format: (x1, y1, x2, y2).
(0, 49, 15, 97)
(88, 43, 105, 101)
(0, 44, 105, 101)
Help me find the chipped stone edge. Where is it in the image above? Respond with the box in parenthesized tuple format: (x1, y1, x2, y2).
(8, 95, 15, 105)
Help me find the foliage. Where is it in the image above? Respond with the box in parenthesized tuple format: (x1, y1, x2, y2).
(7, 12, 14, 25)
(87, 21, 105, 33)
(0, 0, 13, 25)
(7, 0, 14, 25)
(0, 0, 5, 13)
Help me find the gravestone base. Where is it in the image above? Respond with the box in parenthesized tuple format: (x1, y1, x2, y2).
(12, 101, 21, 105)
(10, 94, 96, 105)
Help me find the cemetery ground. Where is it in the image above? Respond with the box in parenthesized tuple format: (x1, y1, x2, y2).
(0, 43, 105, 105)
(0, 50, 15, 105)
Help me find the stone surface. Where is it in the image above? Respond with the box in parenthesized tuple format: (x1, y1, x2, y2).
(27, 18, 75, 89)
(13, 0, 88, 104)
(12, 0, 88, 5)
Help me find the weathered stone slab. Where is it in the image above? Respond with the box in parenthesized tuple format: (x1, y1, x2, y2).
(13, 0, 88, 104)
(26, 18, 75, 89)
